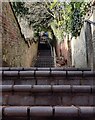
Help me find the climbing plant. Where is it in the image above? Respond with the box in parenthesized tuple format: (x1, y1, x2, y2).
(70, 2, 91, 37)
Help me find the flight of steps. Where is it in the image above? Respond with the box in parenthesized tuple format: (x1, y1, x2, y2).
(0, 67, 95, 120)
(35, 50, 54, 67)
(35, 42, 54, 67)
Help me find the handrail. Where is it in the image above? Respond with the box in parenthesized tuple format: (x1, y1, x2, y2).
(46, 38, 54, 57)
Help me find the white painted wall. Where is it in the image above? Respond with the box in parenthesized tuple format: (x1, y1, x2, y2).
(91, 8, 95, 69)
(71, 23, 87, 68)
(71, 8, 95, 68)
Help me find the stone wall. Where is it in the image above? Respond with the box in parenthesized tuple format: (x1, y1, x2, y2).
(71, 23, 87, 68)
(91, 8, 95, 69)
(71, 9, 95, 68)
(18, 17, 34, 40)
(0, 1, 2, 67)
(92, 30, 95, 69)
(2, 2, 38, 67)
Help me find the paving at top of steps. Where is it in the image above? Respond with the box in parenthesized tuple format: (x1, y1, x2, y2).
(1, 67, 95, 85)
(1, 106, 95, 119)
(0, 67, 91, 71)
(1, 67, 95, 120)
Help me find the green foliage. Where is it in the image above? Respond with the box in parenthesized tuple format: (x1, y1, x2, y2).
(12, 2, 53, 32)
(12, 2, 29, 17)
(29, 3, 53, 31)
(46, 1, 90, 37)
(12, 1, 90, 39)
(70, 2, 90, 37)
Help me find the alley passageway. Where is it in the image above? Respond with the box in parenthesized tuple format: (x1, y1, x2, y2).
(1, 1, 95, 120)
(35, 37, 54, 67)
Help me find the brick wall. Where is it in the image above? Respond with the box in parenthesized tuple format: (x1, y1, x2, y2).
(0, 1, 2, 67)
(2, 2, 38, 67)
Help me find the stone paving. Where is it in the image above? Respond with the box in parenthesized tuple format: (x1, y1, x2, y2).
(1, 67, 95, 120)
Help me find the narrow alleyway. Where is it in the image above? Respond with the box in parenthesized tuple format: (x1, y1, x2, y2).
(34, 37, 54, 67)
(1, 1, 95, 120)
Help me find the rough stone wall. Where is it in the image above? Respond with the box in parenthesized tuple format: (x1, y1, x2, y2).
(2, 2, 38, 67)
(18, 17, 34, 40)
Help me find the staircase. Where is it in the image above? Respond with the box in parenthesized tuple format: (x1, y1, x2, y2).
(34, 40, 54, 67)
(1, 67, 95, 120)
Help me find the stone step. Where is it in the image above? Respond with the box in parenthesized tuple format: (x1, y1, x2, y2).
(2, 70, 95, 77)
(2, 79, 94, 85)
(1, 106, 95, 120)
(35, 53, 54, 67)
(1, 85, 95, 93)
(1, 68, 95, 120)
(0, 67, 91, 71)
(35, 57, 54, 67)
(2, 70, 95, 85)
(38, 43, 50, 50)
(1, 85, 95, 106)
(38, 50, 51, 55)
(37, 56, 53, 59)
